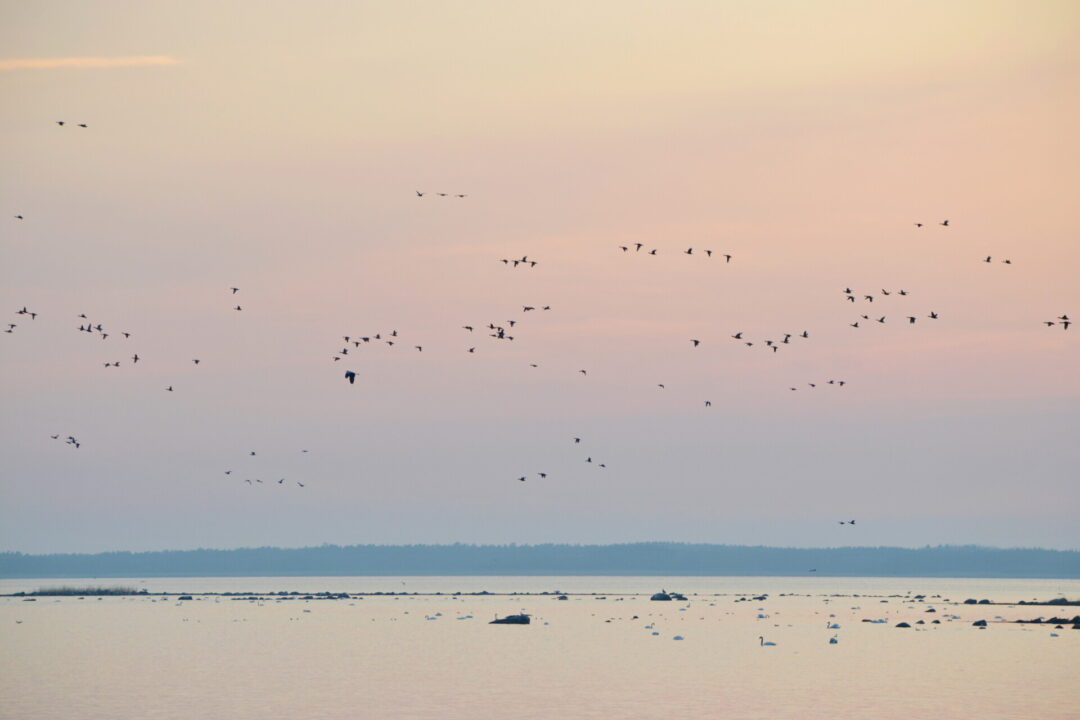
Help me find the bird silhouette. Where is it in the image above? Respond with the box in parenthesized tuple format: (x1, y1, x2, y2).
(344, 370, 356, 384)
(940, 220, 949, 227)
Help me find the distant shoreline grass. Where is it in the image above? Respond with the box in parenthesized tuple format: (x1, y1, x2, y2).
(29, 585, 142, 596)
(2, 543, 1078, 580)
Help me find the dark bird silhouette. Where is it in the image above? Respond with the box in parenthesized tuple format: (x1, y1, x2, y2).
(463, 326, 473, 331)
(50, 434, 59, 439)
(732, 332, 743, 339)
(907, 317, 916, 324)
(574, 437, 581, 443)
(619, 245, 629, 252)
(234, 305, 242, 311)
(416, 191, 424, 197)
(984, 256, 992, 263)
(929, 311, 939, 319)
(723, 254, 732, 262)
(684, 248, 693, 255)
(538, 473, 547, 478)
(940, 220, 949, 227)
(705, 400, 712, 407)
(850, 322, 860, 328)
(518, 476, 526, 482)
(78, 124, 87, 128)
(1001, 258, 1012, 264)
(691, 339, 700, 347)
(14, 215, 23, 220)
(800, 331, 809, 338)
(914, 222, 923, 227)
(344, 370, 356, 384)
(165, 386, 173, 392)
(876, 316, 886, 324)
(635, 243, 644, 251)
(132, 354, 140, 363)
(648, 249, 657, 255)
(231, 287, 239, 294)
(468, 347, 475, 353)
(193, 359, 200, 365)
(56, 121, 65, 126)
(579, 370, 587, 375)
(455, 194, 467, 198)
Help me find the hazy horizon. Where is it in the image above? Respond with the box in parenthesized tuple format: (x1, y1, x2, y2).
(2, 1, 1079, 555)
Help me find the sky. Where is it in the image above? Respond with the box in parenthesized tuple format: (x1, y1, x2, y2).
(1, 0, 1078, 553)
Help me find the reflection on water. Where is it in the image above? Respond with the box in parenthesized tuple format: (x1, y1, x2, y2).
(2, 576, 1077, 720)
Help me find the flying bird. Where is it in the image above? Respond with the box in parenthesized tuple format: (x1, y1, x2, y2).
(345, 370, 356, 384)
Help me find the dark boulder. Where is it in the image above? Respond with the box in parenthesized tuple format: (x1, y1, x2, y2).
(895, 622, 911, 628)
(972, 620, 988, 627)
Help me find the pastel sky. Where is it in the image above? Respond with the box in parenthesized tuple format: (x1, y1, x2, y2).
(1, 1, 1078, 553)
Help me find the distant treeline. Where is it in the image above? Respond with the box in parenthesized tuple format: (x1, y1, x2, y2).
(1, 543, 1077, 579)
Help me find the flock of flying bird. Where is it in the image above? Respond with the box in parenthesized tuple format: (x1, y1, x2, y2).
(7, 123, 1074, 523)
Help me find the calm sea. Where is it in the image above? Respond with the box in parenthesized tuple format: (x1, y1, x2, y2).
(2, 576, 1077, 719)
